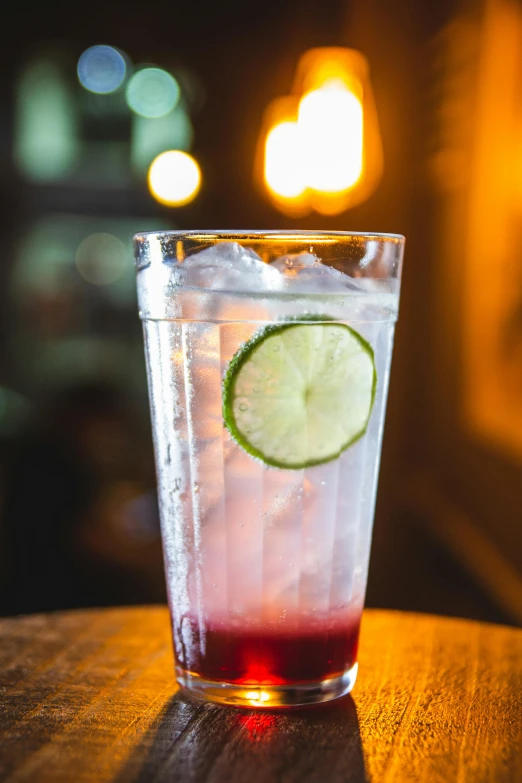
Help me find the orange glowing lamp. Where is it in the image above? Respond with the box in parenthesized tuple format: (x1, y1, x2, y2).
(259, 96, 308, 217)
(258, 48, 383, 216)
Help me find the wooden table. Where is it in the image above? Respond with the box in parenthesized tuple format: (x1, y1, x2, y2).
(1, 607, 521, 782)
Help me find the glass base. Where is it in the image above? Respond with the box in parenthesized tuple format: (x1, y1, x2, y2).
(176, 662, 358, 708)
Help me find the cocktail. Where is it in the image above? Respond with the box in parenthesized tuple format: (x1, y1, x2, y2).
(134, 231, 404, 707)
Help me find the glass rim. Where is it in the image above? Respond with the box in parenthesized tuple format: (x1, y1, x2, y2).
(133, 229, 406, 244)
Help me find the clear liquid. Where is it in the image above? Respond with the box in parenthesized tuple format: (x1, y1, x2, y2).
(142, 287, 396, 683)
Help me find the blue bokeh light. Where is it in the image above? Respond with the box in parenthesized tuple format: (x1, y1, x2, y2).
(77, 45, 126, 94)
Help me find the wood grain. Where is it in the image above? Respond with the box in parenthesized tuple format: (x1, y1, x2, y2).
(0, 607, 521, 782)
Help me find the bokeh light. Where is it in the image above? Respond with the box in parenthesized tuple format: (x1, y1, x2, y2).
(298, 81, 363, 193)
(16, 60, 77, 182)
(126, 68, 180, 118)
(262, 81, 363, 209)
(76, 233, 128, 285)
(77, 45, 127, 94)
(148, 151, 201, 206)
(260, 47, 383, 216)
(264, 121, 306, 198)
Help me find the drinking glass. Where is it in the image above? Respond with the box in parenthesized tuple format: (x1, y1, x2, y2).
(134, 230, 404, 707)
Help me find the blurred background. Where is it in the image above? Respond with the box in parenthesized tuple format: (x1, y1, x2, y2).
(1, 0, 521, 626)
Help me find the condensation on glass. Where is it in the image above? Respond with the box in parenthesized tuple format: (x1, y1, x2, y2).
(135, 230, 404, 707)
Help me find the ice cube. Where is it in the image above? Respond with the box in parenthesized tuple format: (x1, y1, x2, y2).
(177, 242, 283, 292)
(271, 252, 360, 292)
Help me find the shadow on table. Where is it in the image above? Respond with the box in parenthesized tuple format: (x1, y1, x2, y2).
(117, 691, 368, 783)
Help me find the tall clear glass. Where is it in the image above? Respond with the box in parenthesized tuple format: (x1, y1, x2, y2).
(134, 231, 404, 707)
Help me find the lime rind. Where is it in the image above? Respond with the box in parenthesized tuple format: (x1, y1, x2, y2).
(222, 320, 377, 470)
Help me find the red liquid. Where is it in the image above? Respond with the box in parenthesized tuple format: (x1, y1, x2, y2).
(179, 617, 361, 685)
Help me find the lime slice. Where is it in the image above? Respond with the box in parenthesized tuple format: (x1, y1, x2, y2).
(222, 321, 376, 469)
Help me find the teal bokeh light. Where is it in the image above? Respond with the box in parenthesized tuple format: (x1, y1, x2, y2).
(16, 60, 78, 182)
(126, 67, 180, 118)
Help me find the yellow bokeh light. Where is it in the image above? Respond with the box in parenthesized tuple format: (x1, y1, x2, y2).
(264, 121, 306, 199)
(263, 81, 364, 205)
(297, 80, 363, 193)
(148, 150, 201, 206)
(259, 47, 383, 216)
